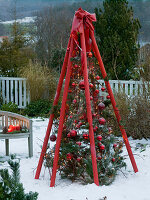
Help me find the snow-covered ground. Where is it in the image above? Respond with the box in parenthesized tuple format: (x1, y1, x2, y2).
(0, 118, 150, 200)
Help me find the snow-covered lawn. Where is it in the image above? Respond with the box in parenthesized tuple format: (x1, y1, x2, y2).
(0, 118, 150, 200)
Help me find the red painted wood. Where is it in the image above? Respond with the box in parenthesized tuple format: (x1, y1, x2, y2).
(90, 30, 138, 173)
(35, 38, 71, 180)
(80, 26, 99, 186)
(50, 38, 74, 187)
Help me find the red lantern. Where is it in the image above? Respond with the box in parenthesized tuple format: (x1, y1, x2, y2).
(98, 102, 105, 111)
(50, 135, 57, 142)
(79, 81, 85, 90)
(97, 135, 102, 141)
(70, 130, 77, 137)
(83, 133, 89, 139)
(99, 118, 106, 125)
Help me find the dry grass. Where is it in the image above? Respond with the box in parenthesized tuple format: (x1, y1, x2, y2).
(19, 61, 58, 102)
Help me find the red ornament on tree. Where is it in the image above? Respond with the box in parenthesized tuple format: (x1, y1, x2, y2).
(76, 141, 81, 146)
(79, 81, 85, 90)
(88, 52, 92, 57)
(106, 95, 110, 99)
(96, 75, 100, 80)
(66, 153, 73, 160)
(92, 113, 96, 118)
(67, 133, 71, 138)
(89, 83, 94, 88)
(90, 96, 93, 100)
(97, 135, 102, 141)
(98, 102, 105, 111)
(99, 117, 106, 125)
(73, 99, 77, 104)
(83, 133, 89, 139)
(72, 82, 76, 87)
(112, 158, 115, 162)
(98, 142, 102, 147)
(95, 89, 99, 94)
(113, 143, 117, 148)
(77, 157, 82, 162)
(97, 155, 102, 160)
(50, 135, 57, 142)
(68, 90, 72, 93)
(101, 87, 105, 92)
(100, 145, 105, 151)
(70, 130, 77, 137)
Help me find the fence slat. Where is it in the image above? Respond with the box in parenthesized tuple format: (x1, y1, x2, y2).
(2, 80, 5, 104)
(19, 80, 22, 108)
(6, 80, 9, 103)
(125, 83, 128, 96)
(15, 80, 18, 105)
(23, 80, 26, 107)
(11, 80, 14, 103)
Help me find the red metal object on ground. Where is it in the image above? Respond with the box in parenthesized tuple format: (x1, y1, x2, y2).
(35, 8, 138, 187)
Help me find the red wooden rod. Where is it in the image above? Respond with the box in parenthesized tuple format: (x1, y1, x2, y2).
(90, 30, 138, 173)
(35, 38, 71, 180)
(50, 38, 74, 187)
(80, 27, 99, 186)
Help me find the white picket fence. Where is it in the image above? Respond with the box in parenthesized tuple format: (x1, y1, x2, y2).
(0, 77, 149, 108)
(0, 77, 30, 108)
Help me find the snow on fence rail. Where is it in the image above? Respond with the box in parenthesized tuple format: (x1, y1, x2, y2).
(0, 77, 149, 108)
(0, 77, 30, 108)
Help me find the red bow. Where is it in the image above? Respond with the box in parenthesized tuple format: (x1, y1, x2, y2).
(71, 8, 96, 36)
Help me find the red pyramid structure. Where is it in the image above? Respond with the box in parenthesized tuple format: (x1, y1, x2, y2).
(35, 8, 138, 187)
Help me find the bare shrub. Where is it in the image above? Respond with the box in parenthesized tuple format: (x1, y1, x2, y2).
(20, 61, 58, 102)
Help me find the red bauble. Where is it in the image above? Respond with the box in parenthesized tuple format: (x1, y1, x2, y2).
(89, 83, 94, 88)
(106, 95, 110, 99)
(66, 153, 73, 160)
(70, 115, 73, 119)
(74, 120, 77, 123)
(90, 96, 93, 100)
(72, 82, 76, 87)
(79, 81, 85, 90)
(97, 135, 102, 141)
(68, 90, 72, 93)
(83, 133, 89, 139)
(74, 64, 79, 68)
(9, 125, 15, 131)
(99, 117, 106, 125)
(77, 157, 81, 162)
(96, 75, 100, 80)
(97, 155, 102, 160)
(95, 89, 99, 94)
(112, 158, 115, 162)
(100, 145, 105, 150)
(98, 102, 105, 111)
(76, 141, 81, 146)
(98, 142, 102, 147)
(67, 133, 71, 138)
(113, 143, 117, 148)
(101, 87, 105, 92)
(73, 99, 77, 104)
(108, 127, 112, 133)
(88, 52, 92, 57)
(93, 127, 97, 132)
(78, 122, 83, 126)
(8, 128, 13, 133)
(70, 130, 77, 137)
(50, 135, 57, 142)
(92, 113, 96, 118)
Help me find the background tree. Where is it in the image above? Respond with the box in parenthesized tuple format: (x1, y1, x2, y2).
(0, 21, 35, 77)
(95, 0, 141, 80)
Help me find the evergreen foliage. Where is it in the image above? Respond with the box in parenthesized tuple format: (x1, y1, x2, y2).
(0, 156, 38, 200)
(95, 0, 141, 80)
(45, 36, 126, 185)
(0, 21, 35, 77)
